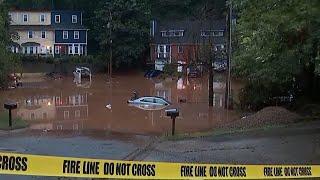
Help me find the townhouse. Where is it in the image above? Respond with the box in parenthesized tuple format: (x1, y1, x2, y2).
(8, 9, 88, 57)
(52, 10, 88, 56)
(9, 9, 54, 56)
(149, 19, 226, 71)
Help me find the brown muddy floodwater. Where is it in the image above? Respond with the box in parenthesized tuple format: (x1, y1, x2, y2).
(0, 73, 242, 135)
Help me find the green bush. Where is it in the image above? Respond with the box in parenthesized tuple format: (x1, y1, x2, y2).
(239, 83, 270, 110)
(0, 52, 21, 88)
(163, 64, 176, 76)
(238, 81, 294, 111)
(21, 55, 55, 64)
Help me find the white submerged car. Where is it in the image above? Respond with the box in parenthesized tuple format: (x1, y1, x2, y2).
(127, 96, 171, 106)
(128, 104, 168, 111)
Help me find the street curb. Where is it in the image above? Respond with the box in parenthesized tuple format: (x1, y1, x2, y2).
(0, 127, 29, 135)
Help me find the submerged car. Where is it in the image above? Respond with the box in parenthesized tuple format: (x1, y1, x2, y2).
(144, 70, 162, 78)
(73, 67, 91, 78)
(127, 96, 171, 106)
(128, 103, 168, 111)
(213, 60, 227, 72)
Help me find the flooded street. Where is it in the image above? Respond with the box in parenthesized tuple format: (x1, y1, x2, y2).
(0, 73, 241, 136)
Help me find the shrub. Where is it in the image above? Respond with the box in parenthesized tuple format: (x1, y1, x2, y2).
(163, 64, 176, 76)
(238, 81, 295, 111)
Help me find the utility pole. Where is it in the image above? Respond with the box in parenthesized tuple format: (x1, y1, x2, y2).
(209, 38, 214, 107)
(225, 0, 232, 109)
(106, 8, 113, 81)
(109, 10, 113, 80)
(108, 9, 113, 81)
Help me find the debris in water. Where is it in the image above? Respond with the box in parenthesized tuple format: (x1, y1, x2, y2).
(179, 98, 187, 103)
(105, 104, 112, 109)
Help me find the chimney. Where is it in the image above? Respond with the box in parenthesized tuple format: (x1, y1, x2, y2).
(150, 20, 156, 37)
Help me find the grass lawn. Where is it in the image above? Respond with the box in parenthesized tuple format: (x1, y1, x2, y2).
(0, 112, 28, 130)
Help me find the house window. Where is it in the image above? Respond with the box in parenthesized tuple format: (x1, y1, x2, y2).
(30, 113, 35, 120)
(215, 44, 225, 51)
(55, 15, 60, 23)
(201, 30, 224, 37)
(68, 45, 73, 54)
(55, 46, 60, 54)
(157, 45, 170, 58)
(30, 47, 34, 54)
(74, 31, 79, 39)
(178, 46, 183, 53)
(161, 30, 184, 37)
(41, 31, 46, 38)
(40, 14, 45, 22)
(8, 14, 12, 21)
(64, 111, 69, 119)
(72, 15, 77, 23)
(75, 110, 80, 118)
(63, 31, 68, 39)
(23, 14, 28, 22)
(28, 31, 33, 38)
(74, 45, 79, 54)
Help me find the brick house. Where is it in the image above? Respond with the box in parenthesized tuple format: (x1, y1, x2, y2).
(149, 19, 226, 71)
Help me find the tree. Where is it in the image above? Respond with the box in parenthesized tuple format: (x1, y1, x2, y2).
(94, 0, 151, 69)
(233, 0, 320, 108)
(0, 3, 20, 88)
(151, 0, 226, 20)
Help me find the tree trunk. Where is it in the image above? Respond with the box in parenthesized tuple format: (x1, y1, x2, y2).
(209, 64, 214, 106)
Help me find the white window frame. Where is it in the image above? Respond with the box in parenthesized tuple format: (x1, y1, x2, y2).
(74, 45, 79, 54)
(30, 46, 34, 54)
(68, 45, 73, 54)
(72, 15, 77, 23)
(63, 31, 68, 39)
(40, 14, 45, 23)
(75, 110, 80, 118)
(41, 31, 46, 39)
(157, 44, 170, 58)
(28, 31, 33, 38)
(80, 45, 83, 54)
(64, 111, 69, 119)
(161, 30, 184, 37)
(201, 30, 224, 37)
(55, 15, 61, 23)
(55, 46, 60, 54)
(23, 14, 28, 22)
(74, 31, 79, 39)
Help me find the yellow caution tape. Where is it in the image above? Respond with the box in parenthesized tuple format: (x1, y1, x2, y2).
(0, 152, 319, 179)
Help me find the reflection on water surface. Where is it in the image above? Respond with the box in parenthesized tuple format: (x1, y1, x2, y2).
(0, 74, 241, 135)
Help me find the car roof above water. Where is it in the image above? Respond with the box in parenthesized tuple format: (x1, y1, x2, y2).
(138, 96, 171, 103)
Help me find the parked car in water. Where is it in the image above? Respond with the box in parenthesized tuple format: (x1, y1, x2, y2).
(128, 103, 168, 111)
(73, 67, 91, 78)
(144, 70, 162, 78)
(127, 96, 171, 106)
(7, 74, 21, 88)
(187, 67, 201, 78)
(213, 60, 227, 72)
